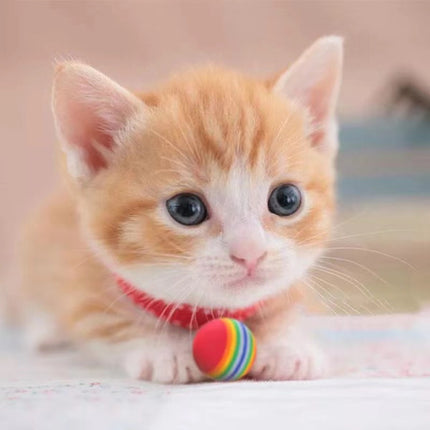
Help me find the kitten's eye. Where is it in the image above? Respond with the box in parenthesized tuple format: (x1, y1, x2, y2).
(268, 184, 302, 217)
(166, 193, 208, 226)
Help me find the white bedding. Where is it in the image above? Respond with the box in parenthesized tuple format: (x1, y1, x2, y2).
(2, 378, 429, 430)
(1, 312, 430, 430)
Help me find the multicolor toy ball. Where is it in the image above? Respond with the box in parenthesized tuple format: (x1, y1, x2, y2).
(192, 318, 257, 381)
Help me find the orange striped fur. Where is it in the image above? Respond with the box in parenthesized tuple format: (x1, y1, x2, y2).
(19, 36, 343, 382)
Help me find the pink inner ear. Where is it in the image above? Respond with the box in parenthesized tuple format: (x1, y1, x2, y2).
(73, 127, 114, 174)
(79, 134, 112, 173)
(305, 70, 338, 147)
(275, 37, 342, 153)
(307, 84, 331, 146)
(309, 129, 325, 147)
(53, 63, 144, 179)
(59, 92, 117, 175)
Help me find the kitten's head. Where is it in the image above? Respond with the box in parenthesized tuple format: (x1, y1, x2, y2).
(52, 36, 343, 308)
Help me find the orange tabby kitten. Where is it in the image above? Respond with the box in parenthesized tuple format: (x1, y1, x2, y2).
(19, 36, 342, 383)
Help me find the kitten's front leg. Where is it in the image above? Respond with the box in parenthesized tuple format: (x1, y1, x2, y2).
(89, 327, 206, 384)
(249, 320, 327, 381)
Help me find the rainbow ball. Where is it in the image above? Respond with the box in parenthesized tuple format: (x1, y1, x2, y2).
(192, 318, 257, 381)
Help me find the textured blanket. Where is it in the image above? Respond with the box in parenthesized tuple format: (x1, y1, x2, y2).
(1, 311, 429, 429)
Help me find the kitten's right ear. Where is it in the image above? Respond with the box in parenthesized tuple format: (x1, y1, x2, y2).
(52, 62, 145, 182)
(268, 36, 343, 156)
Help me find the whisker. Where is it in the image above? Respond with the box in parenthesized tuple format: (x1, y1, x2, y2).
(175, 122, 202, 164)
(331, 209, 370, 231)
(321, 260, 395, 313)
(155, 274, 195, 333)
(302, 278, 342, 316)
(329, 228, 417, 242)
(319, 255, 390, 287)
(309, 273, 369, 315)
(323, 247, 416, 270)
(313, 263, 392, 313)
(148, 128, 190, 162)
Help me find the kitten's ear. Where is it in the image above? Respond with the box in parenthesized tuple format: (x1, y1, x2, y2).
(52, 62, 145, 181)
(270, 36, 343, 155)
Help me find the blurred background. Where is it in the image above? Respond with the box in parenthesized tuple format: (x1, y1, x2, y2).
(1, 0, 429, 315)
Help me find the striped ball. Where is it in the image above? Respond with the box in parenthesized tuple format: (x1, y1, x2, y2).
(192, 318, 256, 381)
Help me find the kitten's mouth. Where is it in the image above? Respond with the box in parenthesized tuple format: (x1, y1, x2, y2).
(226, 273, 267, 288)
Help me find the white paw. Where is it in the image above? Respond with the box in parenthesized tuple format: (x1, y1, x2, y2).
(23, 311, 70, 352)
(122, 337, 205, 384)
(250, 339, 327, 381)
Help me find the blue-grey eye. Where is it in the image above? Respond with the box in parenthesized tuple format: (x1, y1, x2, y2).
(166, 193, 208, 226)
(268, 184, 302, 216)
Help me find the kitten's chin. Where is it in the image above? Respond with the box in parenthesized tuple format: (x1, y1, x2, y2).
(219, 274, 296, 308)
(113, 265, 284, 310)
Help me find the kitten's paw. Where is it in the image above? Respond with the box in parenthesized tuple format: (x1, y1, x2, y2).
(23, 312, 70, 352)
(122, 338, 205, 384)
(250, 339, 327, 381)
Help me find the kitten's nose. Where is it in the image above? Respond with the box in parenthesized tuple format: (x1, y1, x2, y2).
(230, 251, 267, 275)
(229, 239, 267, 275)
(226, 220, 267, 275)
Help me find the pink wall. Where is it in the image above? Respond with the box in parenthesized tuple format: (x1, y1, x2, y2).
(1, 1, 429, 278)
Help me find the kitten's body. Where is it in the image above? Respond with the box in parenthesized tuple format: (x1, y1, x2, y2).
(19, 37, 342, 382)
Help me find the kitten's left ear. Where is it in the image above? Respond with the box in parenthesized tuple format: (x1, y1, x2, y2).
(52, 62, 146, 182)
(270, 36, 343, 156)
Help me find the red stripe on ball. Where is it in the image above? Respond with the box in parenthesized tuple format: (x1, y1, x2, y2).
(192, 319, 227, 374)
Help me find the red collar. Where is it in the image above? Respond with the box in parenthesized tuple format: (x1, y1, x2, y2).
(116, 276, 259, 330)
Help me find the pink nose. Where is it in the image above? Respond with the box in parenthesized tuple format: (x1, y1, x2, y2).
(230, 245, 267, 275)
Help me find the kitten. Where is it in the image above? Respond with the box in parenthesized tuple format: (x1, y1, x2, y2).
(19, 36, 342, 383)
